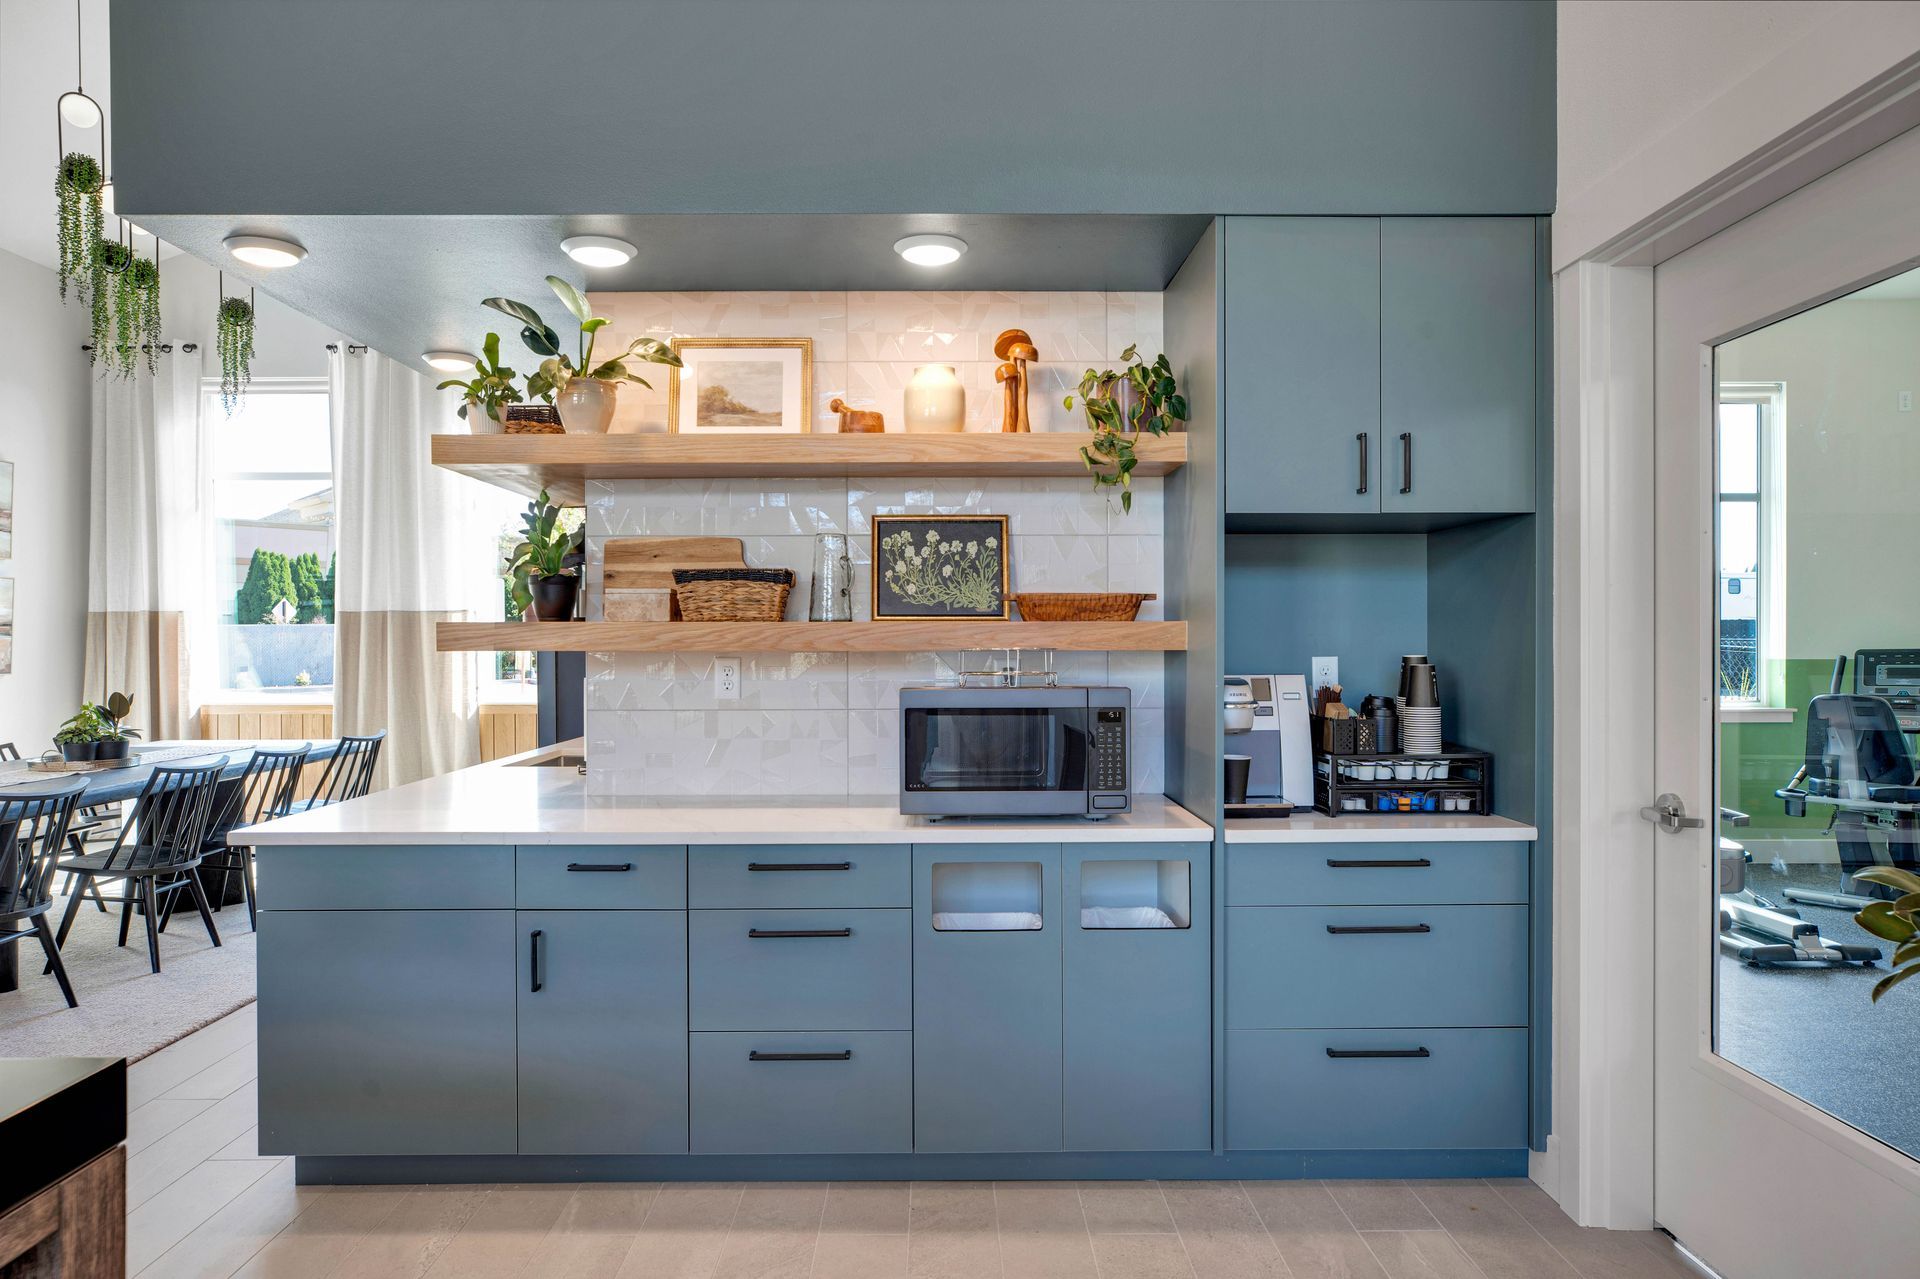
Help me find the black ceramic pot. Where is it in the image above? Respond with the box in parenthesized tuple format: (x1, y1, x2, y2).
(95, 738, 130, 761)
(60, 741, 98, 762)
(530, 574, 580, 622)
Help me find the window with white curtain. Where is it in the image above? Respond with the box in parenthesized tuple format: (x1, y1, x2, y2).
(203, 379, 334, 698)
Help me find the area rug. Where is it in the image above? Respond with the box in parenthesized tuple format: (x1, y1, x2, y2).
(0, 894, 256, 1062)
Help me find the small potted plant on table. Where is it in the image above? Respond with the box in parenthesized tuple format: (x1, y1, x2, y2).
(96, 691, 141, 761)
(506, 489, 585, 622)
(54, 703, 108, 762)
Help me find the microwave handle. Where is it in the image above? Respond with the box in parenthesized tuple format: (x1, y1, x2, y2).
(901, 687, 1098, 710)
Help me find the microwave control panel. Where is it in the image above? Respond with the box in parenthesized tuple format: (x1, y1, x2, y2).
(1093, 707, 1129, 795)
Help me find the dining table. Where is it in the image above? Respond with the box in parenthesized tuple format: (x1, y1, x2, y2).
(0, 739, 345, 996)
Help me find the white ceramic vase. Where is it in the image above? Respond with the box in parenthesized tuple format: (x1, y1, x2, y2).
(903, 364, 965, 433)
(557, 377, 619, 434)
(466, 398, 504, 434)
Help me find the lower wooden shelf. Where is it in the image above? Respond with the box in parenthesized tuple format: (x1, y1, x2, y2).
(438, 620, 1188, 653)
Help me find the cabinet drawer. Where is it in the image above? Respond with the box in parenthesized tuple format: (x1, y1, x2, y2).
(688, 845, 909, 908)
(691, 908, 911, 1030)
(1227, 904, 1526, 1028)
(259, 845, 512, 911)
(1227, 1028, 1526, 1150)
(515, 845, 684, 909)
(1227, 842, 1527, 906)
(690, 1031, 911, 1154)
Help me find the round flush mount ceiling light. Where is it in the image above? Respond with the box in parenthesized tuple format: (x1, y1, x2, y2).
(422, 351, 476, 372)
(223, 234, 307, 269)
(893, 234, 967, 267)
(561, 235, 637, 268)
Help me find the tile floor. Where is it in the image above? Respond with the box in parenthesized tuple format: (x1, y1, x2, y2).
(124, 1006, 1703, 1278)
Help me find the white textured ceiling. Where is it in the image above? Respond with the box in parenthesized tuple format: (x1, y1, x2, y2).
(0, 0, 175, 268)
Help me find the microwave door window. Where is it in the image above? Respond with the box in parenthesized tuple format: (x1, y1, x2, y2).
(906, 708, 1089, 791)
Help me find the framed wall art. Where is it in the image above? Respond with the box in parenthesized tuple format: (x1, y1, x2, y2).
(666, 338, 812, 434)
(871, 514, 1010, 621)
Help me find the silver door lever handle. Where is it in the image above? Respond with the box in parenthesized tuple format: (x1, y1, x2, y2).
(1639, 793, 1706, 834)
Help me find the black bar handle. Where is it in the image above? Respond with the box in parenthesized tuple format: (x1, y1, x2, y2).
(529, 929, 543, 993)
(1356, 432, 1369, 495)
(749, 1050, 853, 1062)
(748, 927, 853, 939)
(1400, 432, 1413, 494)
(747, 861, 852, 872)
(1326, 923, 1432, 935)
(1327, 1046, 1430, 1059)
(566, 862, 633, 873)
(1326, 858, 1433, 869)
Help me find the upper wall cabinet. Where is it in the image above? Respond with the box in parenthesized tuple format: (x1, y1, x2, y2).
(1223, 217, 1536, 520)
(1225, 218, 1381, 517)
(1379, 219, 1536, 516)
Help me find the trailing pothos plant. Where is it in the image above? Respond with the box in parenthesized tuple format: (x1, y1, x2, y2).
(503, 488, 584, 616)
(217, 294, 256, 413)
(1853, 867, 1920, 1002)
(1062, 344, 1188, 513)
(483, 276, 680, 402)
(55, 152, 104, 302)
(435, 332, 519, 426)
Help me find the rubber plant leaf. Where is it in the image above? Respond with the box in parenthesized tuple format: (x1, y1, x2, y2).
(1872, 961, 1920, 1002)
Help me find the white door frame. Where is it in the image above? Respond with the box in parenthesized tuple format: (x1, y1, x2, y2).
(1546, 45, 1920, 1230)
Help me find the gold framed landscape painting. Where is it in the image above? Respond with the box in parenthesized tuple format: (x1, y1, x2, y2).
(871, 514, 1011, 621)
(667, 338, 812, 434)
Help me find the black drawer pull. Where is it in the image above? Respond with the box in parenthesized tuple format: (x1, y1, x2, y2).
(1327, 1046, 1430, 1059)
(748, 927, 852, 939)
(1400, 432, 1413, 494)
(1326, 923, 1432, 935)
(565, 862, 633, 873)
(1356, 432, 1369, 495)
(747, 861, 852, 872)
(528, 929, 542, 993)
(749, 1050, 853, 1062)
(1326, 858, 1433, 869)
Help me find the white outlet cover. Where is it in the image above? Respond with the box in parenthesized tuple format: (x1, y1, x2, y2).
(1901, 390, 1913, 412)
(1312, 656, 1339, 690)
(715, 656, 741, 701)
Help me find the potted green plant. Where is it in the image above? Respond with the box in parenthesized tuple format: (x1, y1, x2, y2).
(435, 332, 519, 433)
(217, 294, 256, 413)
(1063, 344, 1189, 514)
(55, 152, 105, 303)
(1853, 867, 1920, 1002)
(505, 489, 584, 621)
(95, 691, 141, 761)
(483, 277, 681, 434)
(54, 703, 108, 762)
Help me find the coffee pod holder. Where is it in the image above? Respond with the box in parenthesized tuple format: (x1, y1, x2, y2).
(1312, 744, 1492, 817)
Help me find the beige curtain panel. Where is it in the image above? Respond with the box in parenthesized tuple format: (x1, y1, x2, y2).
(329, 347, 490, 789)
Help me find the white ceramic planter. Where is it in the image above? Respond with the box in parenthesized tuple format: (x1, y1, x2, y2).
(466, 398, 504, 434)
(904, 364, 965, 433)
(557, 378, 619, 434)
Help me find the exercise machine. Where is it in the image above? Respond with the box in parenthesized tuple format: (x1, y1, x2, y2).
(1717, 805, 1881, 966)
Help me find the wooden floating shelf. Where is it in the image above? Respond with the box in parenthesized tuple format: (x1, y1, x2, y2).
(437, 620, 1189, 654)
(431, 432, 1189, 503)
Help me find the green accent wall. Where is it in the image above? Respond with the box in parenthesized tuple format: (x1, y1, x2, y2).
(1721, 658, 1826, 842)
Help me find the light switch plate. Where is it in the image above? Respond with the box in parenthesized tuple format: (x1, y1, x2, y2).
(1311, 656, 1339, 692)
(1901, 391, 1913, 412)
(715, 656, 741, 701)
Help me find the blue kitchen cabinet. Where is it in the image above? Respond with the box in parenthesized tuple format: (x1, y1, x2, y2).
(912, 843, 1063, 1153)
(1379, 218, 1536, 515)
(516, 908, 688, 1155)
(690, 1031, 912, 1154)
(1224, 217, 1381, 517)
(257, 907, 517, 1156)
(1063, 845, 1211, 1151)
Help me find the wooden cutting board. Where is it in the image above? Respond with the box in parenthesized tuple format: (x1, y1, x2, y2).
(604, 536, 748, 589)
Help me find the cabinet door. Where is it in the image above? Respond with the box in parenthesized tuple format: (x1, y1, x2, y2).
(912, 843, 1063, 1152)
(1380, 218, 1536, 514)
(1224, 217, 1381, 516)
(517, 910, 688, 1154)
(257, 909, 515, 1155)
(1064, 845, 1210, 1151)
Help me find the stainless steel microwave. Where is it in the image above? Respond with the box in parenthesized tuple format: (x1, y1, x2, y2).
(899, 686, 1131, 819)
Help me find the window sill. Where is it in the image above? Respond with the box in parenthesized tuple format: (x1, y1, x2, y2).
(1721, 704, 1796, 724)
(201, 692, 334, 709)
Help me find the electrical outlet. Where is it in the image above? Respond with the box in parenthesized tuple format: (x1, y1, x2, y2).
(1902, 391, 1913, 412)
(1311, 656, 1339, 692)
(714, 656, 741, 701)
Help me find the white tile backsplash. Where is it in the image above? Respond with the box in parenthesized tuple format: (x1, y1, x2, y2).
(581, 287, 1169, 797)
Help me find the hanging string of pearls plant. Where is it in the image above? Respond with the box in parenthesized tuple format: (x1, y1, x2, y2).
(216, 274, 256, 413)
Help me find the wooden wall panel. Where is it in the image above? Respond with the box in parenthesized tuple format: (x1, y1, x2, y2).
(478, 705, 539, 762)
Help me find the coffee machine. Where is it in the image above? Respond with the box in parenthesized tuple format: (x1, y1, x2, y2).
(1228, 673, 1313, 806)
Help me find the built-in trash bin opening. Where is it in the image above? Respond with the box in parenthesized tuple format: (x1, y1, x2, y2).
(931, 862, 1043, 931)
(1079, 859, 1190, 929)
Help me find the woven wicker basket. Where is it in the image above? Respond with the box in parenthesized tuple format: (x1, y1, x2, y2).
(1010, 592, 1157, 622)
(503, 404, 563, 434)
(671, 568, 795, 622)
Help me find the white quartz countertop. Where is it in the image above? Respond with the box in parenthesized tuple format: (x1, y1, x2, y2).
(239, 742, 1213, 846)
(1224, 812, 1537, 843)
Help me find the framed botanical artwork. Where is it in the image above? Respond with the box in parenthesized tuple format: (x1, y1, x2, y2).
(666, 338, 812, 434)
(871, 514, 1010, 621)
